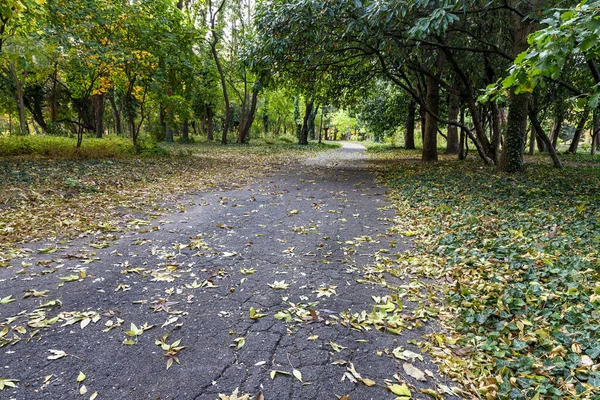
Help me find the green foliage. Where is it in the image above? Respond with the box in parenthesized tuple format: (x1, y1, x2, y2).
(497, 1, 600, 105)
(355, 81, 407, 142)
(381, 158, 600, 398)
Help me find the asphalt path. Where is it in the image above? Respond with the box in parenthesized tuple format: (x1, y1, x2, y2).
(0, 143, 457, 399)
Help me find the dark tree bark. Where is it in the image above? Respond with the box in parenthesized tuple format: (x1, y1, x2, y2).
(458, 107, 467, 160)
(500, 93, 529, 172)
(181, 120, 190, 141)
(299, 101, 313, 145)
(549, 106, 564, 150)
(592, 111, 600, 156)
(422, 74, 440, 162)
(490, 102, 502, 162)
(23, 84, 48, 132)
(405, 100, 416, 149)
(237, 85, 259, 144)
(499, 1, 542, 172)
(165, 123, 174, 143)
(529, 110, 563, 168)
(528, 124, 536, 156)
(445, 90, 460, 154)
(92, 93, 104, 138)
(308, 104, 318, 140)
(50, 62, 59, 123)
(567, 107, 590, 154)
(109, 92, 122, 135)
(10, 62, 28, 134)
(207, 107, 214, 141)
(209, 0, 230, 145)
(419, 105, 426, 144)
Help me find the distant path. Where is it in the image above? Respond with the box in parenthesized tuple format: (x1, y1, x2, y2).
(0, 142, 454, 399)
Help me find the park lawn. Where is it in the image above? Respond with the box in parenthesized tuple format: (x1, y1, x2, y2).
(374, 148, 600, 399)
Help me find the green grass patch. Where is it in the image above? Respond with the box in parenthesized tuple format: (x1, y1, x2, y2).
(379, 158, 600, 399)
(0, 135, 141, 158)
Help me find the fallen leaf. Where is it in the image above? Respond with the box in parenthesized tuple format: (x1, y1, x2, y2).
(403, 363, 426, 381)
(47, 349, 68, 360)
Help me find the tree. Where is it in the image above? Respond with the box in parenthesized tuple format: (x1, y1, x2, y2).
(206, 0, 231, 144)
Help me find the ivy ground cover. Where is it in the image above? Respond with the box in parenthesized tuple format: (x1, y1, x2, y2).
(378, 155, 600, 399)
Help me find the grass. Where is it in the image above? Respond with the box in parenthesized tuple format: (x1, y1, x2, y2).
(0, 136, 140, 158)
(373, 149, 600, 399)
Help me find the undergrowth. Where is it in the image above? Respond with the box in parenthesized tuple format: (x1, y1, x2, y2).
(378, 157, 600, 399)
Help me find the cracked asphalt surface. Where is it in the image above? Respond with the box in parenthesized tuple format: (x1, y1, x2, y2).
(1, 143, 457, 399)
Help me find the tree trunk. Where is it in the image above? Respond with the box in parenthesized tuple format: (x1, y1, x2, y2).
(109, 92, 122, 135)
(10, 62, 28, 134)
(499, 93, 529, 172)
(459, 107, 467, 160)
(308, 104, 318, 140)
(200, 117, 206, 136)
(405, 100, 416, 149)
(210, 41, 230, 144)
(50, 63, 59, 123)
(182, 120, 190, 141)
(567, 107, 590, 154)
(529, 110, 562, 168)
(592, 111, 600, 156)
(549, 106, 564, 150)
(528, 124, 536, 155)
(299, 101, 313, 145)
(92, 93, 104, 138)
(422, 74, 440, 162)
(419, 106, 426, 144)
(207, 107, 214, 141)
(490, 102, 502, 162)
(445, 91, 460, 154)
(165, 123, 174, 143)
(237, 83, 260, 144)
(499, 1, 541, 172)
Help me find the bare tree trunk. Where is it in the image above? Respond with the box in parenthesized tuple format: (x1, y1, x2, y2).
(422, 74, 440, 162)
(567, 107, 590, 154)
(528, 124, 536, 155)
(165, 123, 174, 143)
(529, 110, 562, 168)
(182, 120, 190, 141)
(318, 107, 324, 144)
(92, 93, 104, 138)
(445, 90, 459, 154)
(109, 92, 122, 135)
(299, 101, 313, 145)
(50, 62, 59, 123)
(237, 85, 259, 144)
(207, 107, 214, 141)
(10, 62, 29, 134)
(308, 104, 318, 140)
(593, 111, 600, 156)
(548, 99, 565, 150)
(459, 107, 467, 160)
(405, 100, 416, 149)
(209, 2, 230, 145)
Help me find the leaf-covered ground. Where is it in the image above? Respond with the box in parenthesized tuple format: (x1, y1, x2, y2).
(0, 143, 458, 399)
(375, 149, 600, 399)
(0, 142, 336, 247)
